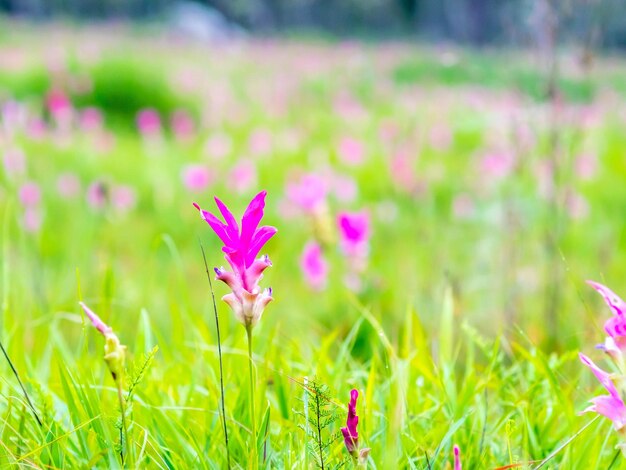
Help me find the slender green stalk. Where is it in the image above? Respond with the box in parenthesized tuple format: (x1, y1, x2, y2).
(245, 325, 257, 467)
(0, 339, 42, 427)
(199, 242, 231, 469)
(117, 381, 129, 466)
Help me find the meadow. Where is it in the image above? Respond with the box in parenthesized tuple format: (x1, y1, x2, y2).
(1, 24, 626, 469)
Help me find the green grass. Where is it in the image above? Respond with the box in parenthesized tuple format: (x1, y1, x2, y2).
(0, 25, 626, 469)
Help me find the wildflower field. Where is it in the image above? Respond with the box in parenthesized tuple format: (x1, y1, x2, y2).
(1, 24, 626, 469)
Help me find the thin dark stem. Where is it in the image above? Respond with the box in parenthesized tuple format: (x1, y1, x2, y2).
(116, 383, 128, 466)
(315, 391, 324, 470)
(0, 338, 42, 427)
(200, 242, 231, 469)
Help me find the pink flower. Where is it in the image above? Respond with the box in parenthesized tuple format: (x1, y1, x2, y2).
(338, 137, 365, 166)
(79, 107, 103, 131)
(171, 109, 195, 141)
(204, 133, 232, 160)
(22, 207, 42, 233)
(79, 301, 112, 335)
(248, 129, 272, 156)
(3, 148, 26, 177)
(331, 173, 358, 203)
(46, 88, 72, 121)
(300, 242, 327, 291)
(228, 160, 257, 194)
(182, 165, 212, 192)
(480, 151, 516, 180)
(136, 108, 161, 136)
(454, 445, 462, 470)
(429, 124, 453, 151)
(19, 182, 41, 207)
(579, 353, 626, 430)
(56, 173, 80, 199)
(337, 211, 370, 258)
(341, 389, 360, 455)
(586, 281, 626, 356)
(87, 181, 107, 209)
(194, 191, 277, 328)
(575, 152, 598, 181)
(285, 173, 328, 213)
(111, 185, 137, 213)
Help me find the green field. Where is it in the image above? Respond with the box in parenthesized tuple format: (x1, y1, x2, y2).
(1, 24, 626, 469)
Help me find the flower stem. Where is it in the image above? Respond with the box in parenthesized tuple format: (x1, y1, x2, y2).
(116, 380, 129, 466)
(245, 325, 257, 467)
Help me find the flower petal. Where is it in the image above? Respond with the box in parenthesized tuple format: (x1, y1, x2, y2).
(587, 281, 626, 316)
(240, 190, 267, 249)
(247, 225, 277, 266)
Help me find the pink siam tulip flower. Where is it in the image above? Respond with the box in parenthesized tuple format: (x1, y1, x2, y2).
(248, 129, 272, 157)
(182, 164, 212, 192)
(341, 389, 370, 463)
(204, 133, 232, 160)
(341, 389, 359, 454)
(136, 108, 161, 136)
(300, 241, 327, 291)
(565, 191, 589, 220)
(337, 211, 370, 258)
(22, 207, 42, 233)
(480, 151, 516, 181)
(19, 182, 41, 207)
(228, 160, 257, 194)
(46, 88, 72, 122)
(3, 148, 26, 177)
(286, 173, 328, 214)
(79, 302, 126, 382)
(87, 181, 108, 209)
(454, 445, 462, 470)
(111, 185, 137, 213)
(194, 190, 277, 328)
(56, 173, 81, 199)
(587, 281, 626, 360)
(579, 353, 626, 430)
(338, 137, 365, 166)
(171, 109, 195, 141)
(575, 152, 598, 181)
(79, 107, 103, 131)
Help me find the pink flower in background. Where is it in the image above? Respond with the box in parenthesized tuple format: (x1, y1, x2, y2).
(565, 191, 589, 220)
(3, 148, 26, 177)
(26, 118, 47, 140)
(79, 107, 103, 131)
(46, 88, 72, 122)
(112, 185, 137, 213)
(331, 173, 358, 203)
(228, 160, 257, 194)
(56, 173, 80, 199)
(136, 108, 161, 136)
(182, 165, 212, 192)
(453, 445, 462, 470)
(300, 242, 327, 290)
(429, 124, 453, 151)
(22, 207, 42, 233)
(341, 389, 360, 455)
(19, 182, 41, 207)
(480, 151, 516, 180)
(579, 353, 626, 430)
(171, 109, 195, 141)
(204, 133, 232, 160)
(338, 137, 365, 166)
(390, 151, 418, 193)
(194, 191, 277, 328)
(575, 152, 598, 181)
(87, 181, 108, 209)
(286, 173, 328, 213)
(587, 281, 626, 359)
(249, 129, 272, 156)
(337, 211, 370, 258)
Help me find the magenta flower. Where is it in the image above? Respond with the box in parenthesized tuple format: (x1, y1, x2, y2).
(579, 353, 626, 430)
(341, 389, 360, 455)
(136, 108, 161, 136)
(300, 241, 327, 291)
(337, 211, 370, 258)
(285, 173, 328, 214)
(454, 445, 462, 470)
(587, 281, 626, 356)
(194, 190, 277, 328)
(19, 182, 41, 207)
(171, 109, 195, 141)
(182, 164, 212, 192)
(80, 302, 112, 335)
